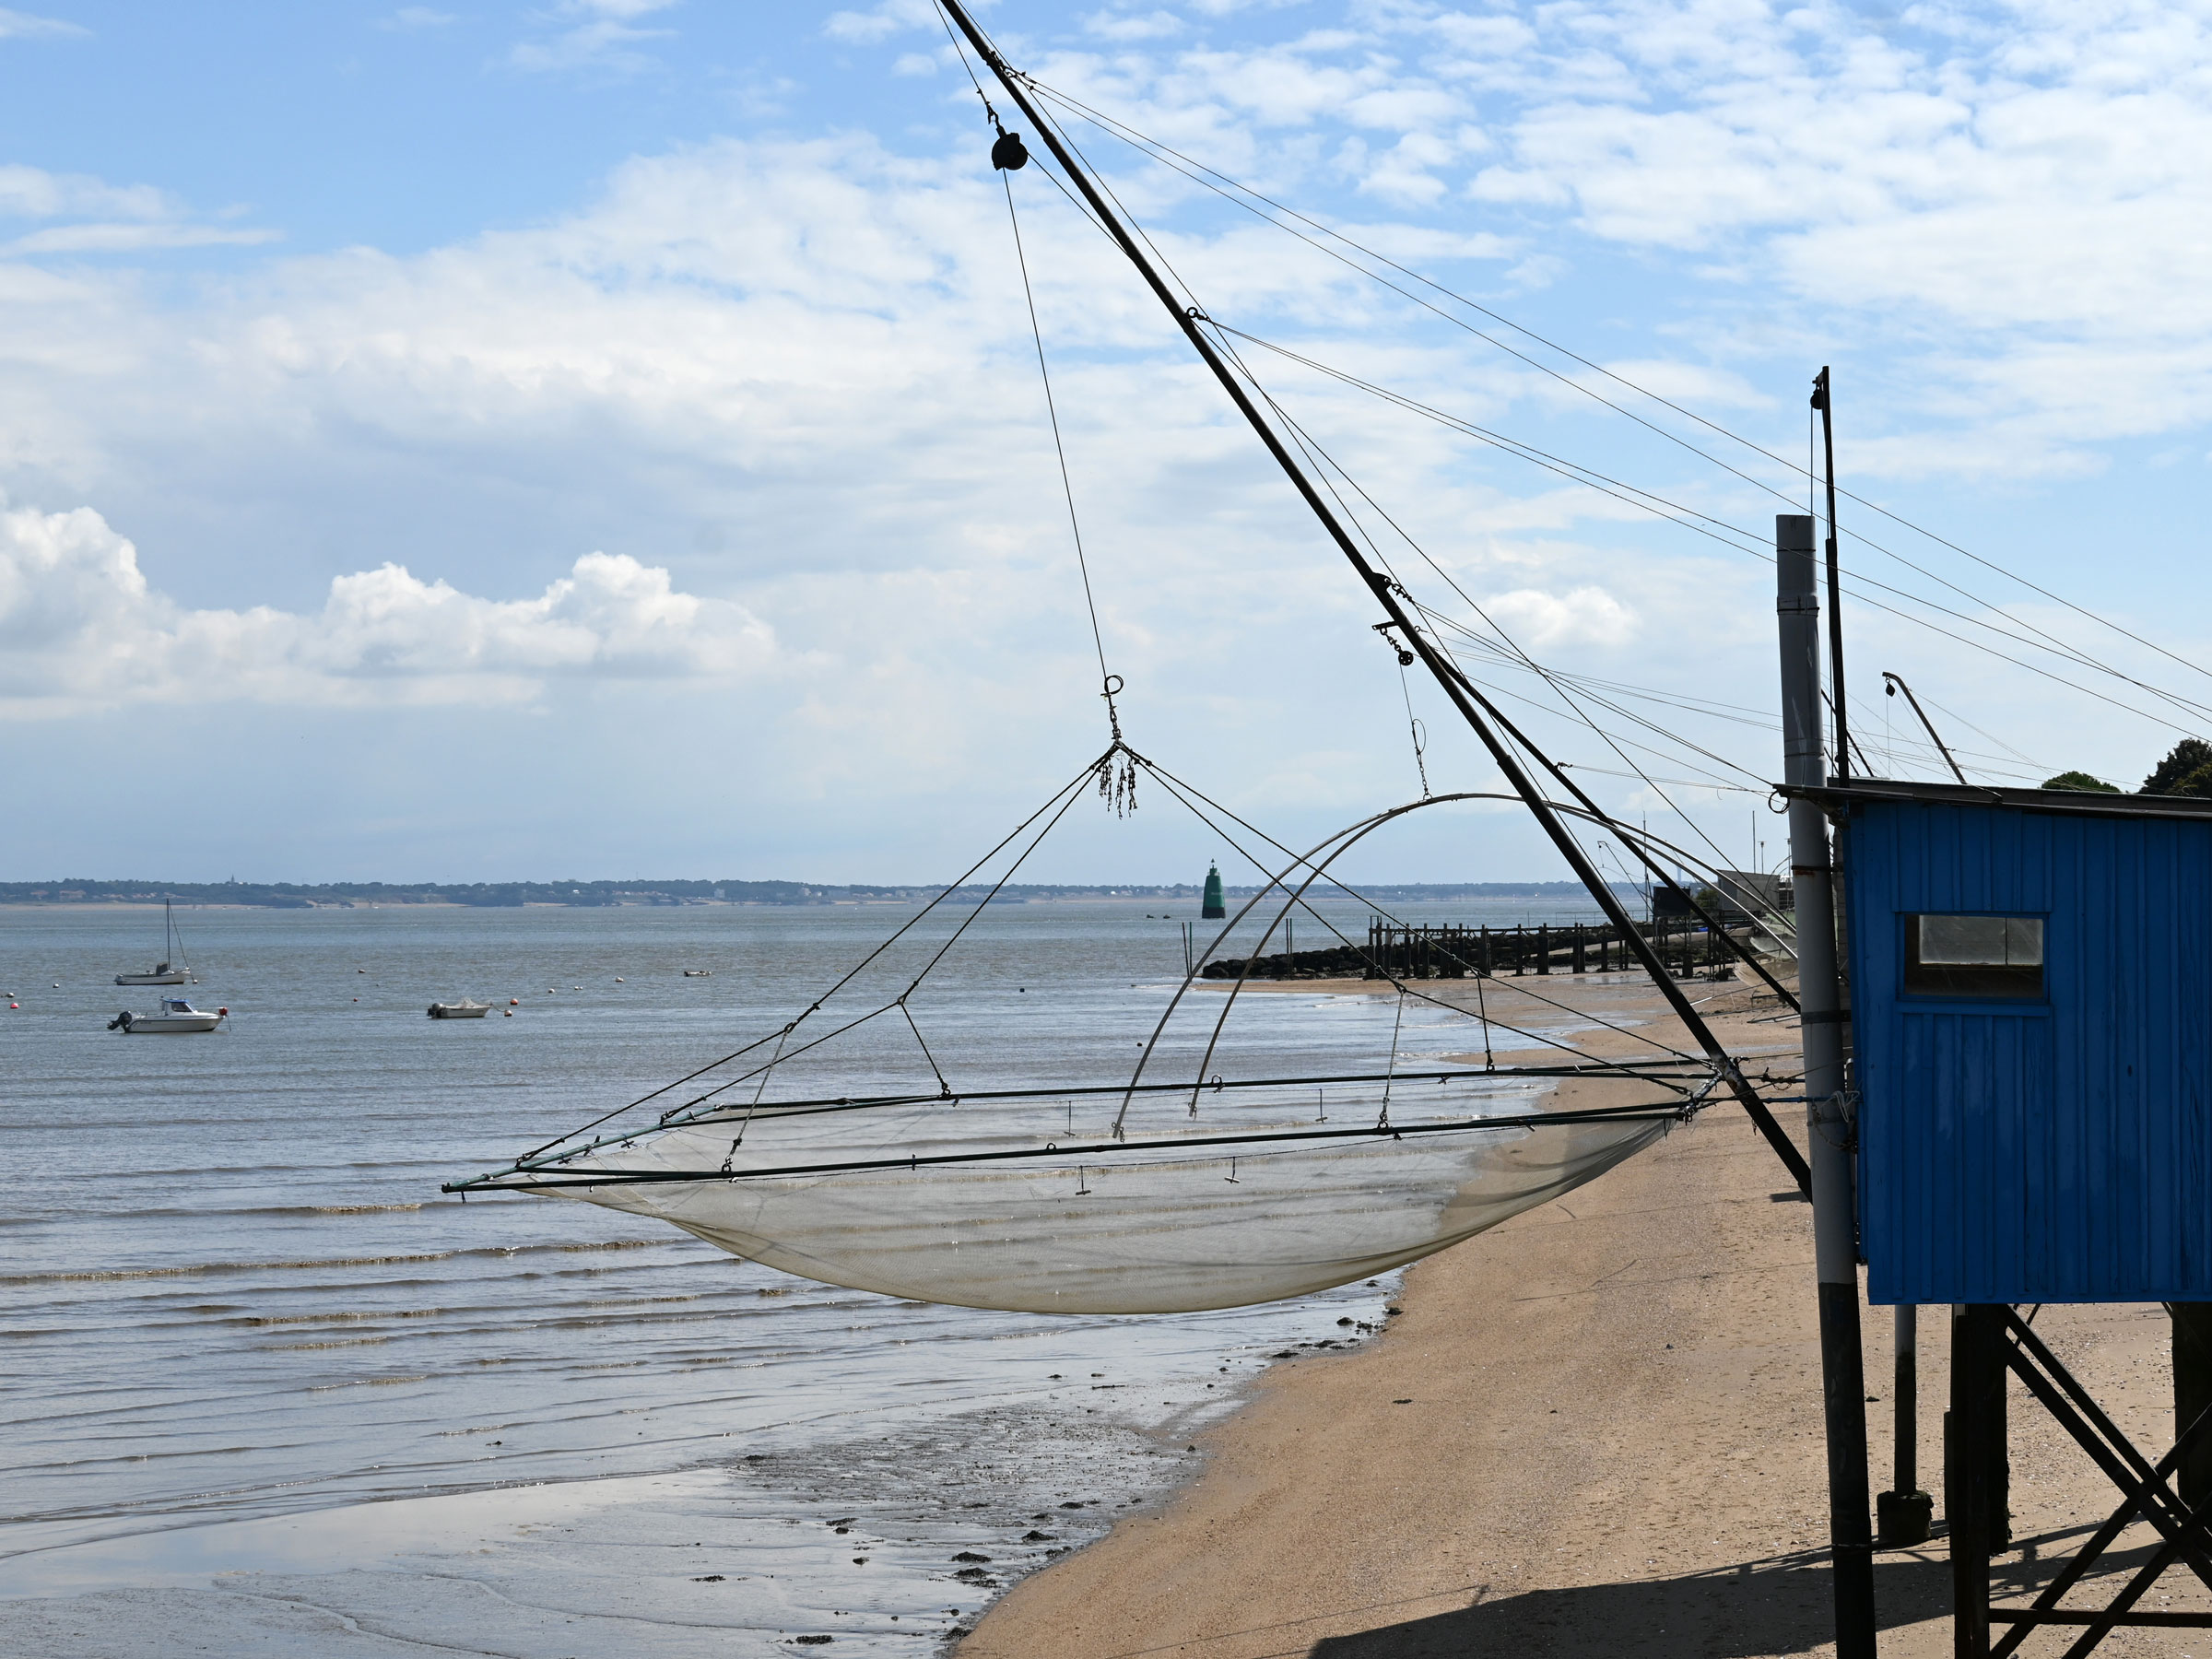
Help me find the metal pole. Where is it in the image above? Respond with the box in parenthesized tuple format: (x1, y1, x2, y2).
(1898, 1304, 1917, 1490)
(1777, 512, 1877, 1655)
(1880, 672, 1969, 787)
(1878, 1303, 1932, 1545)
(936, 0, 1812, 1195)
(1812, 369, 1850, 780)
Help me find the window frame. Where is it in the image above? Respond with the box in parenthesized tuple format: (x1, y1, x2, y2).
(1899, 911, 2050, 1005)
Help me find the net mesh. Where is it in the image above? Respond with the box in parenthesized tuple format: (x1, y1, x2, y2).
(531, 1103, 1674, 1314)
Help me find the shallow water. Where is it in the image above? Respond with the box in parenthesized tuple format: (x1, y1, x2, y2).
(0, 896, 1606, 1653)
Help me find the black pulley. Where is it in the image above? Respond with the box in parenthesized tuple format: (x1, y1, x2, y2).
(991, 130, 1029, 171)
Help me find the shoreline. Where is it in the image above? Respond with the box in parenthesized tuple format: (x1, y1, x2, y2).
(961, 968, 1882, 1657)
(959, 971, 2204, 1658)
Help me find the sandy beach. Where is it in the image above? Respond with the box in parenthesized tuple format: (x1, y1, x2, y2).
(965, 968, 2202, 1659)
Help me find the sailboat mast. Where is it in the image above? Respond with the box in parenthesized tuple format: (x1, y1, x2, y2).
(935, 0, 1807, 1192)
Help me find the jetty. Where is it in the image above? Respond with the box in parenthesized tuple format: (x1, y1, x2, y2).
(1201, 917, 1768, 982)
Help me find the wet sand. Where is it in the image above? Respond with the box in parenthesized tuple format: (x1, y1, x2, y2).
(964, 969, 2201, 1658)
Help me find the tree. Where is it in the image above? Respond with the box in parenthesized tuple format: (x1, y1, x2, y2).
(2042, 771, 2120, 793)
(2143, 739, 2212, 795)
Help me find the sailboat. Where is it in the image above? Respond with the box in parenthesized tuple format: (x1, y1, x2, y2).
(114, 898, 194, 986)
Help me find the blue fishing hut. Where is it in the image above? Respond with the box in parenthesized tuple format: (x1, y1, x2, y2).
(1799, 777, 2212, 1653)
(1808, 778, 2212, 1306)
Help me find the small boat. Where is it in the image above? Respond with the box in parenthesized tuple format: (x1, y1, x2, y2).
(427, 1000, 493, 1019)
(109, 998, 226, 1034)
(682, 969, 712, 977)
(115, 898, 194, 985)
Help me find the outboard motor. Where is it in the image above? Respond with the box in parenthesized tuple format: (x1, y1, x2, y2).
(107, 1011, 132, 1031)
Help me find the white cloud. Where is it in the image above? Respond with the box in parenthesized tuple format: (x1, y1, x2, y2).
(510, 0, 678, 73)
(1476, 585, 1638, 651)
(4, 224, 280, 254)
(0, 163, 275, 256)
(380, 6, 457, 29)
(822, 1, 937, 46)
(0, 164, 170, 222)
(0, 499, 775, 714)
(6, 10, 2212, 874)
(1082, 9, 1184, 41)
(0, 7, 85, 41)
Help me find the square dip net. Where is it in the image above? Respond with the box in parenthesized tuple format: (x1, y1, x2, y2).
(446, 756, 1729, 1314)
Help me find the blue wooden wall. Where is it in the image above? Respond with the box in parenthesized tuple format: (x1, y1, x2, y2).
(1846, 798, 2212, 1303)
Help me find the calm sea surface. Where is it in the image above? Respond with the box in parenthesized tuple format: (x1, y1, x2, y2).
(0, 896, 1607, 1655)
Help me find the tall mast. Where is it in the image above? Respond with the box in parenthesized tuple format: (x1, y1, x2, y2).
(1811, 369, 1848, 779)
(935, 0, 1807, 1194)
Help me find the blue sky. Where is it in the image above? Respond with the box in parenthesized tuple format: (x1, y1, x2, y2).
(5, 1, 2212, 885)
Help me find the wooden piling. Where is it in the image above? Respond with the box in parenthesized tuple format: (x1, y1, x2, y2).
(2176, 1304, 2212, 1505)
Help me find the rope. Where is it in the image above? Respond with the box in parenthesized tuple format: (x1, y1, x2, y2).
(997, 137, 1135, 810)
(1030, 77, 2212, 710)
(521, 756, 1104, 1159)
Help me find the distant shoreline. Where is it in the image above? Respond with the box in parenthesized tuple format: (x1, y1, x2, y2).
(0, 879, 1633, 912)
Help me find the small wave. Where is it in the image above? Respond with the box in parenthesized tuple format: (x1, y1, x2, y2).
(242, 1309, 445, 1327)
(308, 1374, 430, 1391)
(0, 1237, 666, 1287)
(263, 1335, 391, 1350)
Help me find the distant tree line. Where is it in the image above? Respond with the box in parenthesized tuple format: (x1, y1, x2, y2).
(0, 877, 1630, 909)
(2045, 739, 2212, 798)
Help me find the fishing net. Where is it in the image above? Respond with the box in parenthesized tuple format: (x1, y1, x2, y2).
(477, 1076, 1683, 1313)
(448, 756, 1722, 1313)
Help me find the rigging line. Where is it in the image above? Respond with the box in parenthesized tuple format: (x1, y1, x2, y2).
(456, 1100, 1701, 1194)
(526, 755, 1105, 1159)
(1141, 771, 1703, 1074)
(1410, 604, 1775, 785)
(1027, 85, 1813, 499)
(1211, 322, 1773, 553)
(1913, 688, 2062, 777)
(1025, 153, 1115, 241)
(999, 168, 1117, 716)
(1348, 596, 1803, 1005)
(1379, 989, 1406, 1126)
(1423, 622, 1778, 794)
(899, 999, 953, 1099)
(674, 769, 1101, 1121)
(547, 1060, 1719, 1171)
(1156, 783, 1701, 1125)
(1030, 80, 2212, 706)
(942, 5, 1806, 1192)
(930, 0, 991, 104)
(1218, 320, 2212, 723)
(1441, 638, 1785, 734)
(1557, 764, 1765, 795)
(1033, 80, 2210, 702)
(1204, 342, 1762, 881)
(1471, 947, 1496, 1069)
(1026, 102, 2079, 792)
(1394, 656, 1432, 799)
(633, 1058, 1713, 1132)
(1135, 761, 1702, 1063)
(1835, 582, 2196, 738)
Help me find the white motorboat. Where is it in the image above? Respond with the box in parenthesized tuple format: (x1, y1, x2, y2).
(109, 998, 226, 1034)
(427, 1000, 492, 1019)
(115, 898, 194, 985)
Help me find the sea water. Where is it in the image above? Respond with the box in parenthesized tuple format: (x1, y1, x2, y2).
(0, 896, 1607, 1655)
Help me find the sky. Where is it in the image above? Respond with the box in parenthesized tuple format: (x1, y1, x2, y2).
(5, 0, 2212, 887)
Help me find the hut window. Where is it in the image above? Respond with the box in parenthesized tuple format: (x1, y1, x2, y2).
(1903, 914, 2044, 999)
